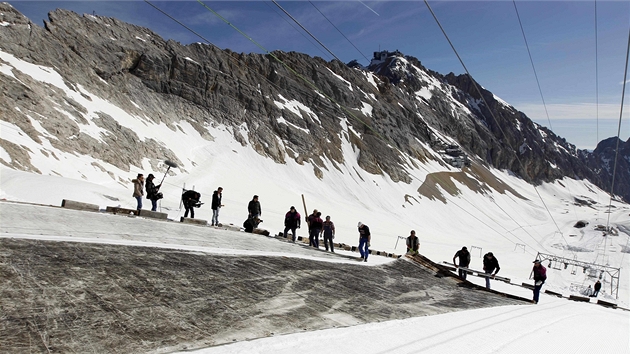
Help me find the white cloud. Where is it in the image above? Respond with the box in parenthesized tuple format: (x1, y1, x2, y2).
(513, 102, 630, 120)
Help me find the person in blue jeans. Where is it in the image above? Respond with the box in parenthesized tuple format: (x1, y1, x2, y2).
(132, 173, 144, 212)
(531, 259, 547, 304)
(309, 212, 323, 248)
(358, 222, 371, 262)
(211, 187, 224, 226)
(145, 174, 162, 211)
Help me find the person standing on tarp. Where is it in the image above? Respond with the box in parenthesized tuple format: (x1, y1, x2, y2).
(309, 212, 323, 248)
(248, 195, 261, 218)
(482, 252, 500, 289)
(531, 259, 547, 304)
(406, 230, 420, 255)
(306, 209, 318, 246)
(358, 222, 371, 262)
(211, 187, 224, 226)
(132, 173, 144, 212)
(243, 216, 262, 233)
(182, 190, 201, 219)
(283, 206, 301, 242)
(453, 246, 471, 280)
(145, 174, 162, 212)
(322, 216, 335, 252)
(591, 280, 602, 297)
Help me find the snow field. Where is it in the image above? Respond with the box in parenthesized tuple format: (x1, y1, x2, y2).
(183, 297, 629, 354)
(1, 42, 630, 353)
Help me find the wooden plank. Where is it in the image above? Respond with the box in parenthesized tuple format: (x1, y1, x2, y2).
(441, 262, 510, 283)
(544, 290, 562, 297)
(412, 256, 531, 303)
(440, 262, 457, 271)
(569, 295, 590, 302)
(180, 217, 208, 226)
(105, 207, 166, 219)
(251, 228, 270, 236)
(475, 272, 511, 283)
(596, 300, 617, 308)
(137, 210, 168, 220)
(105, 206, 138, 215)
(61, 199, 100, 212)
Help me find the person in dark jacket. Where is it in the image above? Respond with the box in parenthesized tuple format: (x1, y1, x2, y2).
(322, 216, 335, 252)
(211, 187, 224, 226)
(145, 174, 162, 211)
(358, 222, 371, 262)
(248, 195, 261, 218)
(306, 209, 318, 228)
(482, 252, 500, 289)
(406, 230, 420, 255)
(309, 212, 323, 248)
(243, 216, 262, 233)
(306, 209, 318, 246)
(283, 206, 301, 242)
(453, 246, 471, 279)
(531, 259, 547, 303)
(182, 190, 201, 219)
(591, 280, 602, 297)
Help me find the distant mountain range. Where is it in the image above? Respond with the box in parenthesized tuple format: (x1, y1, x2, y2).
(0, 3, 628, 203)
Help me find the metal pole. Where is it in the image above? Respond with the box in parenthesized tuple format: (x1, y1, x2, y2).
(395, 236, 407, 252)
(158, 166, 171, 187)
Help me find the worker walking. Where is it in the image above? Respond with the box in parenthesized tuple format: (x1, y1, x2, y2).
(531, 260, 547, 304)
(453, 246, 471, 280)
(482, 252, 500, 289)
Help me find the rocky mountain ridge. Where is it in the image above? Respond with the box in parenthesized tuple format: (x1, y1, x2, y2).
(578, 137, 630, 203)
(0, 3, 628, 202)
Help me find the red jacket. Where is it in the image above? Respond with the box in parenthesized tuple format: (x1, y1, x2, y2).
(533, 265, 547, 281)
(310, 217, 323, 230)
(284, 211, 301, 228)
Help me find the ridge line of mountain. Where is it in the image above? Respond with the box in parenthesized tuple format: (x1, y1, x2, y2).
(0, 3, 627, 202)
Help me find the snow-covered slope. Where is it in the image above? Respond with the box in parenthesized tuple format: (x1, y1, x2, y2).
(186, 297, 629, 354)
(2, 119, 629, 308)
(1, 3, 629, 308)
(1, 198, 628, 354)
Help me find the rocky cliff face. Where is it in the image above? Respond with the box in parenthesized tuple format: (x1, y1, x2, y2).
(0, 4, 627, 201)
(367, 53, 602, 184)
(578, 138, 630, 202)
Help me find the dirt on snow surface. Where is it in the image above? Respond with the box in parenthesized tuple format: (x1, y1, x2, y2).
(0, 202, 526, 353)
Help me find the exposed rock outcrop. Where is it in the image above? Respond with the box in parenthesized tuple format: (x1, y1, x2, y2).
(578, 137, 630, 201)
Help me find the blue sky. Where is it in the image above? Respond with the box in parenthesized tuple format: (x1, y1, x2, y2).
(8, 1, 630, 148)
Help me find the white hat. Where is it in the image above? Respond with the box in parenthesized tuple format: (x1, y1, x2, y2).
(358, 222, 363, 227)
